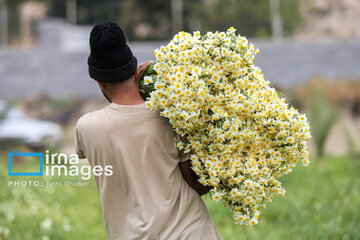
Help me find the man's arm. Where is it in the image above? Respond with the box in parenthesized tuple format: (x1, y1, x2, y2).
(75, 120, 87, 159)
(179, 160, 212, 196)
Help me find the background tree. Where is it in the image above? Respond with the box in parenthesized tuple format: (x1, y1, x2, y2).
(2, 0, 302, 43)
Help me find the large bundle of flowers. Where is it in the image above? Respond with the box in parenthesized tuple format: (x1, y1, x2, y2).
(139, 28, 311, 225)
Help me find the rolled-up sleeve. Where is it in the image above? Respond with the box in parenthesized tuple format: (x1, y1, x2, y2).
(75, 121, 86, 159)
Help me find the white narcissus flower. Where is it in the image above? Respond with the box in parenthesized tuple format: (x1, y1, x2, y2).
(139, 27, 311, 226)
(41, 218, 52, 230)
(144, 76, 153, 85)
(212, 192, 222, 202)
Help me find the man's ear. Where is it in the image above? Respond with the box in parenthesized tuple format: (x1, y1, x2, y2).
(97, 81, 106, 91)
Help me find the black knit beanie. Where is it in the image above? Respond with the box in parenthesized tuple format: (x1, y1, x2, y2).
(87, 22, 137, 82)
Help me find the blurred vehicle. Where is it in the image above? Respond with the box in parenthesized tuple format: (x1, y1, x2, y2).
(0, 100, 63, 150)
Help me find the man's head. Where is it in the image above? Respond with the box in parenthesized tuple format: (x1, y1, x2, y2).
(87, 22, 138, 102)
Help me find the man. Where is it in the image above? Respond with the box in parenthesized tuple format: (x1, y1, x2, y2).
(75, 22, 223, 240)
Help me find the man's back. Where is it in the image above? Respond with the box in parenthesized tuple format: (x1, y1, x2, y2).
(75, 102, 222, 240)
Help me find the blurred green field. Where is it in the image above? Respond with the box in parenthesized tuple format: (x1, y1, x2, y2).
(1, 156, 359, 240)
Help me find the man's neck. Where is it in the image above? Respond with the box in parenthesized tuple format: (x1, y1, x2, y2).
(110, 84, 145, 106)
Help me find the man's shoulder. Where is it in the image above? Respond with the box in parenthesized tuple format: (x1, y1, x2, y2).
(76, 108, 107, 130)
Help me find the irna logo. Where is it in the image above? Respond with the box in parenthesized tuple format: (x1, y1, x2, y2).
(8, 150, 43, 176)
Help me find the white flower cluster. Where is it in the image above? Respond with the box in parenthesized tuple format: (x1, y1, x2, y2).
(143, 28, 311, 225)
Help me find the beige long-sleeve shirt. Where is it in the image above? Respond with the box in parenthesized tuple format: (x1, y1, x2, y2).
(75, 102, 223, 240)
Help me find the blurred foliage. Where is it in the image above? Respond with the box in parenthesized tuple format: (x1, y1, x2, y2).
(2, 0, 302, 41)
(206, 156, 360, 239)
(119, 0, 302, 39)
(118, 0, 171, 40)
(1, 155, 359, 239)
(1, 0, 20, 43)
(278, 0, 302, 36)
(47, 0, 123, 24)
(184, 0, 272, 37)
(306, 88, 339, 158)
(3, 0, 25, 6)
(342, 119, 360, 159)
(0, 160, 107, 239)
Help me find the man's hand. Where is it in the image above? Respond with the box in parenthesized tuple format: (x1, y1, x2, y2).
(135, 60, 153, 94)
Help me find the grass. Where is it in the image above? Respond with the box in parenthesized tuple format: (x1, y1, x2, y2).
(0, 155, 107, 240)
(0, 156, 359, 240)
(205, 156, 360, 240)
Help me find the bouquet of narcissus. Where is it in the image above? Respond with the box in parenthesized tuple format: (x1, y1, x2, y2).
(138, 28, 311, 225)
